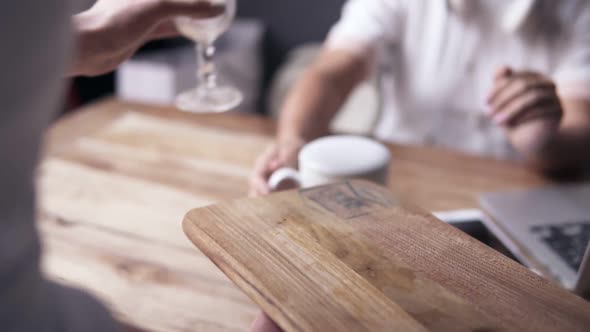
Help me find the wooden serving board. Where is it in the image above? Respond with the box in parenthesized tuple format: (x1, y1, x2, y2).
(183, 180, 590, 332)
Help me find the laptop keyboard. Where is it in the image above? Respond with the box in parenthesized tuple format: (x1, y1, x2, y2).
(530, 222, 590, 272)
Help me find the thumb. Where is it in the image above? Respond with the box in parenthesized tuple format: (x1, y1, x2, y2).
(268, 158, 284, 172)
(494, 66, 513, 81)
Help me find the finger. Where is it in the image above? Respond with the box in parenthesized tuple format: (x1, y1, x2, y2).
(249, 168, 271, 196)
(250, 176, 271, 196)
(489, 77, 554, 115)
(494, 66, 513, 81)
(148, 20, 180, 39)
(492, 88, 560, 126)
(248, 171, 268, 196)
(487, 75, 514, 108)
(487, 67, 512, 108)
(493, 88, 558, 125)
(250, 147, 278, 195)
(255, 147, 279, 176)
(487, 70, 546, 106)
(268, 158, 285, 171)
(277, 148, 296, 168)
(488, 70, 537, 107)
(250, 312, 283, 332)
(157, 0, 226, 20)
(511, 102, 562, 127)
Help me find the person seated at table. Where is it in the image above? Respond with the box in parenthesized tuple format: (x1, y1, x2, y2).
(249, 0, 590, 197)
(248, 0, 590, 330)
(1, 1, 223, 331)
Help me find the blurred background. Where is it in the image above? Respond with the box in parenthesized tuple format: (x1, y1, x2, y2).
(66, 0, 384, 135)
(69, 0, 343, 113)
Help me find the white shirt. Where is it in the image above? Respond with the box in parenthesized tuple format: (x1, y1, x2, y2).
(0, 1, 117, 330)
(326, 0, 590, 159)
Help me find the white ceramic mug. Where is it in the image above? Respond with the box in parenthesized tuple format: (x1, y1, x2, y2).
(268, 135, 391, 190)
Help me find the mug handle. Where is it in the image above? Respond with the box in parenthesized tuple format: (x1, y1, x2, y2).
(268, 167, 302, 191)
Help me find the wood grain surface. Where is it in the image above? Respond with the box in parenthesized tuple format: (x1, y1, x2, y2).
(184, 180, 590, 332)
(41, 102, 273, 331)
(40, 98, 552, 331)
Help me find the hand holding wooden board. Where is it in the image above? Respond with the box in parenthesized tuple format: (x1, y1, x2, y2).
(183, 180, 590, 332)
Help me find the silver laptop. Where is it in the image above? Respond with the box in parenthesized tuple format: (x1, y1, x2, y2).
(479, 183, 590, 296)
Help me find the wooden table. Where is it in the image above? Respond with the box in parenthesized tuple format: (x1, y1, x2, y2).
(40, 98, 550, 331)
(184, 180, 590, 331)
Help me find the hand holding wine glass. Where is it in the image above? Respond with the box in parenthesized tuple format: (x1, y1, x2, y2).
(175, 0, 243, 113)
(70, 0, 226, 76)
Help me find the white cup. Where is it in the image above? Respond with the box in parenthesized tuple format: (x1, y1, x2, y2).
(268, 135, 391, 190)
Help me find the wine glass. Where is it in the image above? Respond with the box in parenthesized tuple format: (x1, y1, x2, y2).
(175, 0, 243, 113)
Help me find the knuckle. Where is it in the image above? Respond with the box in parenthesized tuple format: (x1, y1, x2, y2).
(515, 79, 529, 92)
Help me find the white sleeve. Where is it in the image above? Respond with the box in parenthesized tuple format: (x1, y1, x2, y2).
(325, 0, 407, 57)
(554, 2, 590, 100)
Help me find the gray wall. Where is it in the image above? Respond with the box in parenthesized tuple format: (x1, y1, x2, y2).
(237, 0, 346, 101)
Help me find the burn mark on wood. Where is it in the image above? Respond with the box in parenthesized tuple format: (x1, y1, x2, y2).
(334, 248, 349, 259)
(301, 181, 396, 219)
(363, 265, 377, 279)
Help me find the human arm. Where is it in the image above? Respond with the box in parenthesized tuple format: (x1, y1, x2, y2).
(248, 48, 369, 196)
(249, 0, 407, 196)
(277, 48, 371, 146)
(69, 0, 224, 76)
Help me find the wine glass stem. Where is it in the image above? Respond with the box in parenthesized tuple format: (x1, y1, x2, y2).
(197, 43, 217, 90)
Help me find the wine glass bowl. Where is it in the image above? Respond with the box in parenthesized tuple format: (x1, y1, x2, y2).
(174, 0, 243, 113)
